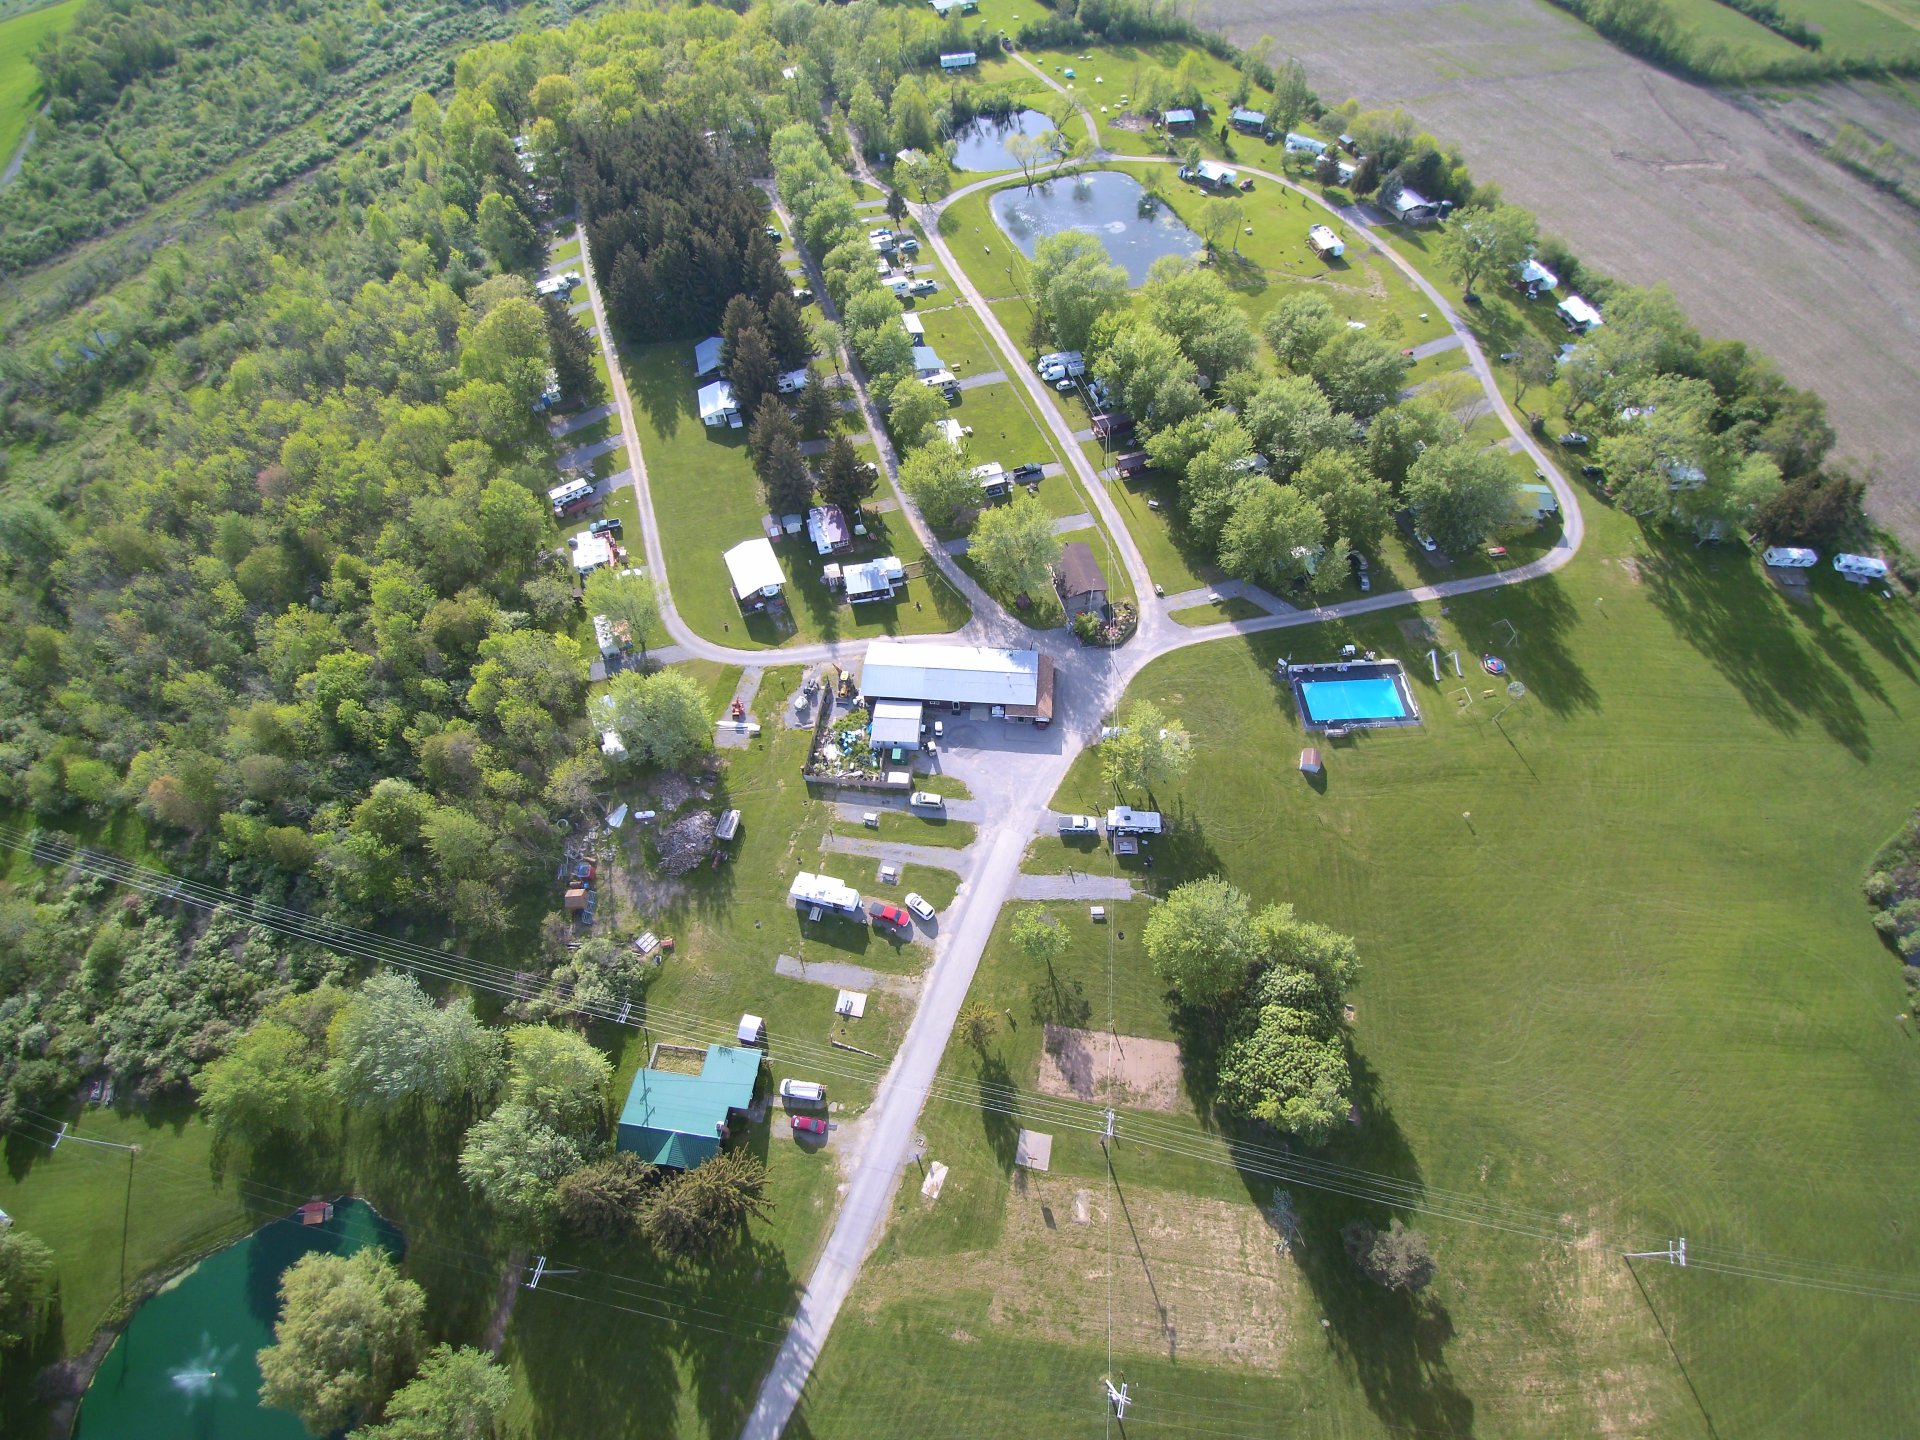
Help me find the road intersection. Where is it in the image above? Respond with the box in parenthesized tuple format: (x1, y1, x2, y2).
(565, 130, 1582, 1437)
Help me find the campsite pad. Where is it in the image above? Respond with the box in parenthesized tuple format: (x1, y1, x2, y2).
(1036, 1025, 1183, 1112)
(835, 990, 868, 1018)
(1014, 1129, 1053, 1172)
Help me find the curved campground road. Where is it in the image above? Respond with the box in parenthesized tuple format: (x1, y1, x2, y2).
(567, 129, 1583, 1437)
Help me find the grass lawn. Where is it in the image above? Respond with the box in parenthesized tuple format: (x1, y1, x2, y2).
(0, 0, 80, 164)
(618, 340, 970, 647)
(835, 808, 977, 851)
(809, 498, 1920, 1436)
(1774, 0, 1920, 59)
(1170, 594, 1265, 624)
(1108, 468, 1216, 594)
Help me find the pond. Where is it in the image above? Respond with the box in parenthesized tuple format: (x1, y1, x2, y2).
(948, 108, 1055, 172)
(989, 171, 1201, 287)
(75, 1198, 404, 1440)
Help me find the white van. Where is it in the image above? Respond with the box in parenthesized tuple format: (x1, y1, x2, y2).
(779, 1078, 826, 1105)
(1762, 546, 1817, 568)
(1833, 552, 1890, 583)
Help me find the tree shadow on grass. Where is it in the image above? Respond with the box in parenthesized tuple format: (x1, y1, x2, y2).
(972, 1048, 1022, 1174)
(1637, 538, 1872, 760)
(1239, 1051, 1475, 1436)
(628, 343, 691, 441)
(683, 1229, 803, 1438)
(1450, 571, 1598, 718)
(1795, 581, 1915, 703)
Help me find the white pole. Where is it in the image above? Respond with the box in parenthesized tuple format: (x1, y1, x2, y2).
(1428, 649, 1439, 681)
(1450, 650, 1462, 676)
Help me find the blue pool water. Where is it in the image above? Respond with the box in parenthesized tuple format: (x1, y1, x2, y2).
(1300, 677, 1408, 724)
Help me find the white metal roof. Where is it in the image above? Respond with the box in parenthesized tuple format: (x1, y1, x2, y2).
(1558, 295, 1603, 327)
(1392, 187, 1434, 213)
(723, 537, 785, 597)
(845, 556, 905, 597)
(901, 312, 925, 336)
(1518, 258, 1558, 290)
(1196, 159, 1237, 184)
(871, 699, 924, 747)
(698, 380, 738, 422)
(694, 336, 724, 375)
(1308, 224, 1343, 255)
(860, 640, 1040, 707)
(1106, 806, 1163, 833)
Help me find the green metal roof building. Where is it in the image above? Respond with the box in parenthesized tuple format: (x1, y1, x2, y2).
(616, 1045, 762, 1170)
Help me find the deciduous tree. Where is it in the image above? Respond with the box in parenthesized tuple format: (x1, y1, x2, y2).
(257, 1249, 426, 1435)
(1218, 480, 1328, 591)
(1030, 231, 1129, 355)
(968, 491, 1061, 598)
(886, 376, 948, 452)
(1437, 203, 1536, 299)
(0, 1228, 55, 1362)
(900, 442, 978, 530)
(1143, 876, 1259, 1005)
(1404, 439, 1520, 551)
(1099, 698, 1192, 797)
(352, 1344, 512, 1440)
(504, 1025, 612, 1136)
(1343, 1219, 1435, 1292)
(328, 972, 505, 1113)
(582, 567, 660, 661)
(1308, 328, 1408, 420)
(1261, 291, 1337, 373)
(459, 1102, 585, 1231)
(602, 667, 712, 771)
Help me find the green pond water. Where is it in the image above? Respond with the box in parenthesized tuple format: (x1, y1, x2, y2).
(75, 1198, 403, 1440)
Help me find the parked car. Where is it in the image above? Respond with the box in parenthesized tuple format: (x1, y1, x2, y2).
(779, 1078, 826, 1105)
(905, 893, 936, 923)
(764, 225, 781, 240)
(1055, 377, 1075, 392)
(1058, 814, 1098, 834)
(908, 278, 938, 295)
(1580, 464, 1604, 479)
(791, 1114, 830, 1136)
(1417, 532, 1439, 553)
(588, 517, 623, 537)
(792, 286, 814, 304)
(868, 901, 909, 928)
(909, 790, 944, 808)
(897, 235, 920, 253)
(1559, 431, 1591, 447)
(1012, 462, 1045, 482)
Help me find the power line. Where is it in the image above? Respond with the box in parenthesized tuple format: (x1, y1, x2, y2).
(11, 828, 1920, 1306)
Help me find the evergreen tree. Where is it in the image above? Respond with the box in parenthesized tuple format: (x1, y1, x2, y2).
(818, 434, 876, 516)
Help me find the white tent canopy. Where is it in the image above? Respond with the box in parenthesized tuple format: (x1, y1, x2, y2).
(723, 537, 785, 598)
(860, 640, 1040, 707)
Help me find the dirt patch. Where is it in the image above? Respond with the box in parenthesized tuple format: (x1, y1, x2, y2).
(1399, 616, 1441, 646)
(1036, 1024, 1184, 1112)
(1614, 556, 1643, 585)
(859, 1177, 1299, 1367)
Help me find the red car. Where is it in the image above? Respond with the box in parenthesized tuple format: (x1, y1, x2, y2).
(791, 1115, 829, 1136)
(868, 902, 909, 928)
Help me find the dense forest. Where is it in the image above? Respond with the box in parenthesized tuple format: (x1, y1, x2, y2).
(0, 0, 1040, 1169)
(575, 112, 788, 342)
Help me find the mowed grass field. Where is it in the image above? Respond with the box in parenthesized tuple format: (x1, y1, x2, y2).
(620, 340, 970, 648)
(0, 0, 80, 163)
(801, 500, 1920, 1437)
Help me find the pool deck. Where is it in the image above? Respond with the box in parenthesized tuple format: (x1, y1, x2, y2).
(1284, 657, 1423, 731)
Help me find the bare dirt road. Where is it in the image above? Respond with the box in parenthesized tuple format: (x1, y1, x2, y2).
(1196, 0, 1920, 544)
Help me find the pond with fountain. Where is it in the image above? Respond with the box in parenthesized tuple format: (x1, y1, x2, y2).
(74, 1198, 403, 1439)
(988, 171, 1202, 287)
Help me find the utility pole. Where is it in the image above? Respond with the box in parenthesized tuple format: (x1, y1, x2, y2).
(1624, 1237, 1687, 1268)
(1103, 1377, 1130, 1419)
(1101, 1109, 1116, 1148)
(58, 1127, 142, 1302)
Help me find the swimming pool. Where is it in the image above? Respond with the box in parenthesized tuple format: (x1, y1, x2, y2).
(1289, 660, 1420, 729)
(1301, 678, 1407, 724)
